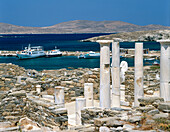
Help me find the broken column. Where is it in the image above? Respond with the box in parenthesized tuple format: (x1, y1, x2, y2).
(157, 40, 170, 101)
(16, 76, 22, 84)
(120, 85, 126, 101)
(54, 86, 65, 107)
(97, 40, 112, 108)
(84, 83, 94, 107)
(36, 84, 41, 94)
(112, 41, 120, 107)
(75, 98, 86, 125)
(134, 42, 144, 107)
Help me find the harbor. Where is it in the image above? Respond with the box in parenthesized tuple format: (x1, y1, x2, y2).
(0, 48, 160, 59)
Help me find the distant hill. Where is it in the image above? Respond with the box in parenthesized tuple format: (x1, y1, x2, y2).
(0, 20, 170, 34)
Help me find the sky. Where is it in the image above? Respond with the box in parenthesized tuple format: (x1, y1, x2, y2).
(0, 0, 170, 27)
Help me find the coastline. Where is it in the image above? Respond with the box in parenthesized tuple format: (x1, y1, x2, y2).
(0, 51, 92, 57)
(0, 50, 160, 59)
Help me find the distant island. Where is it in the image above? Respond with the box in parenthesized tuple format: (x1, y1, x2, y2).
(0, 20, 170, 34)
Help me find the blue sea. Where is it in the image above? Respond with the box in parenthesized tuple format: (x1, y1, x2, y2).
(0, 34, 160, 71)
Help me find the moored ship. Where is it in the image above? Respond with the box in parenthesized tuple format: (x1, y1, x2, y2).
(84, 51, 100, 59)
(46, 47, 62, 57)
(17, 44, 46, 59)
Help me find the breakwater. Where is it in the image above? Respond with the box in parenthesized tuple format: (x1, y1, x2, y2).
(0, 51, 90, 57)
(0, 50, 160, 59)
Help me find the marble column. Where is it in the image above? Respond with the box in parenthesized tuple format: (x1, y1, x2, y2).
(84, 83, 94, 107)
(75, 98, 86, 125)
(157, 40, 170, 101)
(16, 76, 22, 84)
(111, 42, 120, 107)
(97, 40, 112, 108)
(54, 86, 65, 107)
(120, 85, 125, 101)
(36, 84, 41, 94)
(134, 42, 144, 107)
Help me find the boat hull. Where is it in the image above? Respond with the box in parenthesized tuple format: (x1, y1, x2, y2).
(46, 54, 62, 57)
(17, 53, 46, 60)
(84, 54, 100, 59)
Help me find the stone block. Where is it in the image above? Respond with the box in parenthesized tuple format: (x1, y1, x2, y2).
(128, 116, 141, 123)
(106, 119, 124, 127)
(138, 97, 164, 106)
(94, 117, 117, 127)
(148, 109, 160, 116)
(8, 90, 26, 97)
(136, 106, 155, 113)
(158, 102, 170, 112)
(153, 113, 169, 119)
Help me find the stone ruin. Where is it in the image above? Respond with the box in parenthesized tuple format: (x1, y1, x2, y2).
(0, 39, 170, 131)
(76, 40, 170, 131)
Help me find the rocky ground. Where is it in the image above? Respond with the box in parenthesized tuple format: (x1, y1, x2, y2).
(0, 63, 169, 131)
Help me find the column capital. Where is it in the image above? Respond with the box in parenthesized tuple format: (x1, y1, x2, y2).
(157, 39, 170, 44)
(97, 40, 113, 44)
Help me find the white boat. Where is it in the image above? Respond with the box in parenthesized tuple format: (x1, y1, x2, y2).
(153, 61, 160, 66)
(84, 51, 100, 59)
(144, 58, 155, 61)
(46, 47, 62, 57)
(77, 54, 85, 59)
(17, 44, 46, 59)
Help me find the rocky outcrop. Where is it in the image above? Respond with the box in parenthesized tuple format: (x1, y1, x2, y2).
(84, 30, 170, 42)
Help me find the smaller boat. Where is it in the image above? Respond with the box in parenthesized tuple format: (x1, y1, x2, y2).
(153, 61, 160, 66)
(84, 51, 100, 59)
(78, 54, 85, 59)
(46, 47, 62, 57)
(144, 58, 155, 61)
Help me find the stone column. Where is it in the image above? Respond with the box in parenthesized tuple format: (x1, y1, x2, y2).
(112, 42, 120, 107)
(134, 42, 144, 107)
(75, 98, 86, 125)
(16, 76, 22, 84)
(157, 40, 170, 101)
(120, 85, 125, 101)
(54, 86, 65, 107)
(97, 40, 112, 108)
(84, 83, 94, 107)
(36, 85, 41, 94)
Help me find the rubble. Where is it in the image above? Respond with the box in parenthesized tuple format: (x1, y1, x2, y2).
(0, 63, 169, 131)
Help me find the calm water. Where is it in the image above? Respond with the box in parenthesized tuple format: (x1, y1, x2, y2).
(0, 34, 160, 70)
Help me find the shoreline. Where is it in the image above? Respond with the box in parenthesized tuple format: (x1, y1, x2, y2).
(0, 50, 160, 59)
(0, 51, 91, 57)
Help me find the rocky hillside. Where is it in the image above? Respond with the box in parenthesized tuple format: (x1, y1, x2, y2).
(83, 30, 170, 42)
(0, 20, 170, 34)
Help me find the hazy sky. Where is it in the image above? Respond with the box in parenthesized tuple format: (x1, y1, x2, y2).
(0, 0, 170, 27)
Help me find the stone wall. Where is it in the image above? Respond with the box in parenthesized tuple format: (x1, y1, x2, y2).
(0, 89, 68, 130)
(43, 68, 100, 102)
(0, 90, 27, 123)
(0, 63, 161, 106)
(26, 95, 68, 129)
